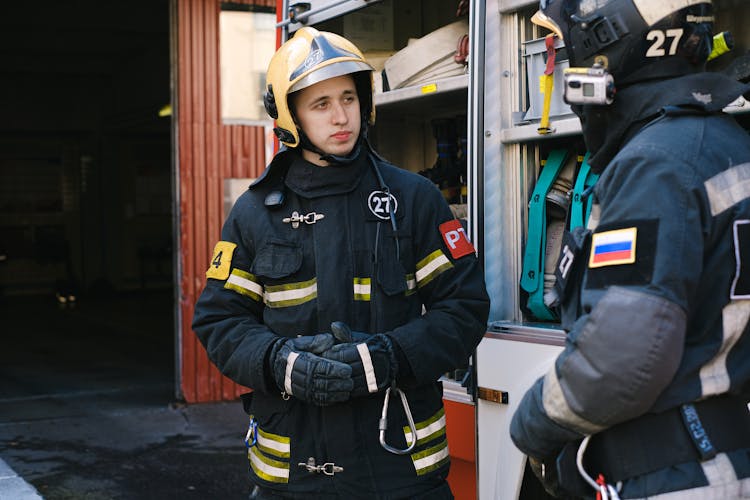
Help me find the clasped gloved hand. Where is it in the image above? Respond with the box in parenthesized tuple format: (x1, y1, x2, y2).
(321, 321, 398, 398)
(269, 333, 354, 406)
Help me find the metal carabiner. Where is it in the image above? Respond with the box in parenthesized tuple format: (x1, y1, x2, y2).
(379, 384, 418, 455)
(244, 417, 258, 448)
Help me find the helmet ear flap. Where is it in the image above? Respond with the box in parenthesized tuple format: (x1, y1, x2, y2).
(273, 127, 296, 144)
(264, 84, 278, 119)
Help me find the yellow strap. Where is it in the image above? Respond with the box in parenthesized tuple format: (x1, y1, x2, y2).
(538, 34, 557, 135)
(538, 73, 554, 134)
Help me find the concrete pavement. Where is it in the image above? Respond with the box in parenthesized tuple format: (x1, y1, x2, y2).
(0, 291, 252, 499)
(0, 384, 251, 499)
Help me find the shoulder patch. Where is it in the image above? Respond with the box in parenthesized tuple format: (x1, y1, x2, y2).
(206, 241, 237, 280)
(586, 219, 658, 290)
(731, 219, 750, 299)
(589, 227, 637, 268)
(440, 219, 474, 259)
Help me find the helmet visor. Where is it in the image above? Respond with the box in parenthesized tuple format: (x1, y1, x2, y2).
(290, 60, 373, 93)
(531, 10, 564, 39)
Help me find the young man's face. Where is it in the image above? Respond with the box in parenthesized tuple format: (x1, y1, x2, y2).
(292, 74, 362, 166)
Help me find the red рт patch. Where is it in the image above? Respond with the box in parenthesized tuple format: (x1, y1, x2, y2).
(440, 219, 475, 259)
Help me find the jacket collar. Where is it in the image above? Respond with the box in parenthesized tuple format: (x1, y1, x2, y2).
(284, 148, 368, 199)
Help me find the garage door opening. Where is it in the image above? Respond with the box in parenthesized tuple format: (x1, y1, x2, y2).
(0, 0, 174, 404)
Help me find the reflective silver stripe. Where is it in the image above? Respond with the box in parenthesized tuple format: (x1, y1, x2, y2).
(702, 453, 738, 487)
(249, 446, 289, 483)
(411, 439, 450, 476)
(225, 269, 263, 301)
(732, 220, 750, 300)
(586, 202, 600, 231)
(415, 250, 453, 288)
(647, 480, 750, 499)
(632, 0, 710, 26)
(647, 454, 745, 499)
(357, 343, 378, 393)
(704, 162, 750, 216)
(256, 428, 291, 458)
(404, 410, 446, 446)
(264, 279, 317, 308)
(405, 274, 417, 295)
(354, 278, 371, 301)
(699, 300, 750, 396)
(284, 351, 299, 395)
(542, 367, 606, 435)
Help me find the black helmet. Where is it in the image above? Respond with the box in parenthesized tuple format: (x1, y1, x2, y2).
(534, 0, 714, 86)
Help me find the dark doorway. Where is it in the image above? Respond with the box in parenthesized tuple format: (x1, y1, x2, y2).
(0, 1, 174, 400)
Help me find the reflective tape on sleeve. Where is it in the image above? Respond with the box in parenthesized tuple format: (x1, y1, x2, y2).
(415, 250, 453, 288)
(357, 343, 378, 393)
(224, 268, 263, 301)
(704, 162, 750, 216)
(284, 351, 299, 395)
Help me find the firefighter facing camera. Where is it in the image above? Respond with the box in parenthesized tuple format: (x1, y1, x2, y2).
(512, 1, 750, 499)
(192, 27, 489, 499)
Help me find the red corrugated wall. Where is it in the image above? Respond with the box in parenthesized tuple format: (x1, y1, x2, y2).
(177, 0, 277, 403)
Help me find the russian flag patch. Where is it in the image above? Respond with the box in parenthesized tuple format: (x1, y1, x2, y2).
(589, 227, 637, 268)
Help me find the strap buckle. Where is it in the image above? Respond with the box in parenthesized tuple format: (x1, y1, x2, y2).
(297, 457, 343, 475)
(282, 211, 325, 229)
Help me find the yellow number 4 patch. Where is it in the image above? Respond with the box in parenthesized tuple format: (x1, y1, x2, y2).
(206, 241, 237, 280)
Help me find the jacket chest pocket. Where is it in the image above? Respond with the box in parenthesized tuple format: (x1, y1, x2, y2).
(374, 226, 412, 297)
(252, 238, 303, 280)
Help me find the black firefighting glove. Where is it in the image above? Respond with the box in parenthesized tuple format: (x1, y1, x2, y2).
(321, 321, 398, 398)
(269, 333, 354, 406)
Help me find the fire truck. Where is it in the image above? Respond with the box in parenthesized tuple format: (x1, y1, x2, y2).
(274, 0, 750, 498)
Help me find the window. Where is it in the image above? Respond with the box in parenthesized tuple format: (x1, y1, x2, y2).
(220, 7, 276, 124)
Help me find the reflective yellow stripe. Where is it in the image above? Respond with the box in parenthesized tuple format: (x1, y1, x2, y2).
(224, 268, 263, 301)
(354, 277, 371, 301)
(415, 250, 453, 288)
(411, 439, 450, 476)
(405, 273, 417, 296)
(249, 446, 289, 483)
(356, 275, 418, 299)
(404, 408, 446, 447)
(264, 278, 317, 308)
(256, 427, 291, 459)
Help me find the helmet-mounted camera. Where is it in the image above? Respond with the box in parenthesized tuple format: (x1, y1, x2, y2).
(563, 59, 615, 105)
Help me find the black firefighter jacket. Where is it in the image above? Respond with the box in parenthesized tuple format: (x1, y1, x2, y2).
(511, 73, 750, 498)
(192, 147, 490, 499)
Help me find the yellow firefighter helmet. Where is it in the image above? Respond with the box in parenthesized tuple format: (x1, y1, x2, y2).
(264, 27, 375, 147)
